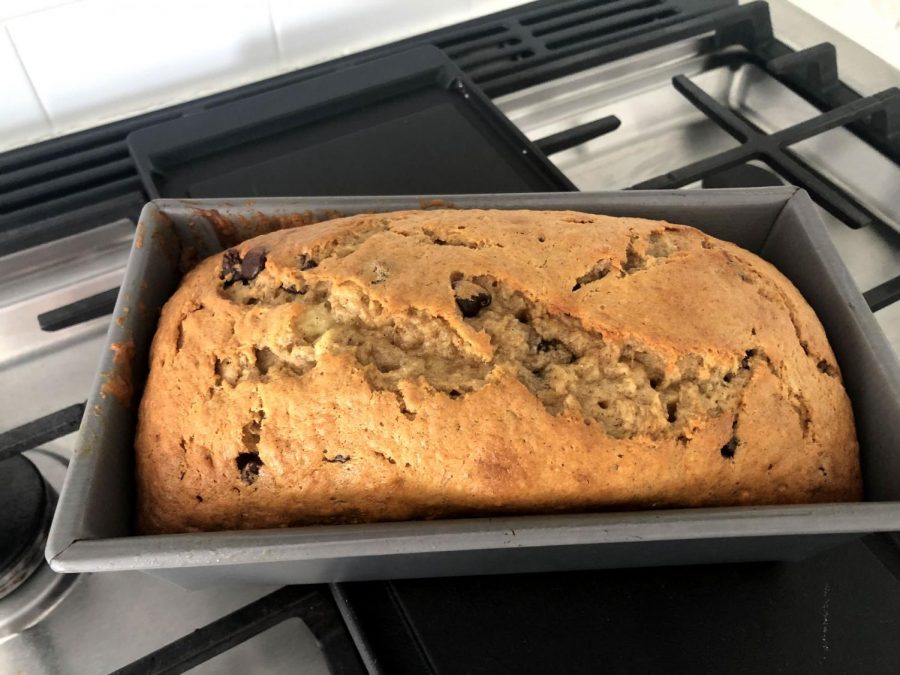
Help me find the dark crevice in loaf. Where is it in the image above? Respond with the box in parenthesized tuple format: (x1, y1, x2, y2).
(741, 349, 757, 370)
(572, 260, 612, 291)
(452, 277, 492, 318)
(215, 355, 245, 386)
(219, 248, 242, 287)
(369, 261, 389, 284)
(236, 452, 263, 484)
(423, 228, 481, 249)
(748, 350, 815, 440)
(725, 251, 839, 378)
(174, 303, 204, 353)
(720, 417, 740, 459)
(666, 401, 678, 423)
(780, 366, 815, 440)
(374, 451, 397, 464)
(215, 346, 315, 386)
(222, 274, 312, 306)
(254, 347, 277, 375)
(817, 359, 837, 377)
(281, 282, 308, 295)
(622, 238, 645, 274)
(241, 411, 263, 453)
(394, 391, 417, 420)
(178, 438, 188, 468)
(793, 393, 814, 439)
(647, 228, 691, 257)
(236, 411, 265, 484)
(620, 230, 692, 276)
(298, 219, 392, 267)
(720, 435, 738, 459)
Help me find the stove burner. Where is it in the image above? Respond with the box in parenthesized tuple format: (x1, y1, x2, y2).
(0, 454, 79, 640)
(0, 455, 53, 600)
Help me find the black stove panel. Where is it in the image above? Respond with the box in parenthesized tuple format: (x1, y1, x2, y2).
(126, 47, 572, 199)
(342, 540, 900, 674)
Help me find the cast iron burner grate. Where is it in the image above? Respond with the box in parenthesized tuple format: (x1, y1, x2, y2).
(631, 76, 900, 230)
(111, 586, 366, 675)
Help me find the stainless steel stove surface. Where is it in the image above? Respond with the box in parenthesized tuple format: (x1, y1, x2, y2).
(1, 2, 898, 672)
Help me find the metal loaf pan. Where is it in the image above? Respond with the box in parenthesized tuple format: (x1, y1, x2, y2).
(47, 189, 900, 588)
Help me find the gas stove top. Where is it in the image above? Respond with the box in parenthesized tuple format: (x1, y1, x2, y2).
(0, 1, 898, 672)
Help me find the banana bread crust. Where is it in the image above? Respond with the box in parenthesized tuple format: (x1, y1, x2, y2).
(136, 209, 861, 533)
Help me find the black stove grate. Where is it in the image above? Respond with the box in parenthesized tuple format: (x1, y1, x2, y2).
(632, 75, 900, 230)
(865, 276, 900, 313)
(111, 586, 366, 675)
(435, 0, 730, 95)
(0, 404, 86, 463)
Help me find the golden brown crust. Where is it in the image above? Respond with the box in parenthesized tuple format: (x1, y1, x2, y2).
(135, 209, 861, 534)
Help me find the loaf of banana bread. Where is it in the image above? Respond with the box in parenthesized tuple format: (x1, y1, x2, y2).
(136, 209, 861, 533)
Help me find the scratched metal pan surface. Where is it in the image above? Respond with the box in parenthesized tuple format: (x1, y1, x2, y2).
(46, 189, 900, 588)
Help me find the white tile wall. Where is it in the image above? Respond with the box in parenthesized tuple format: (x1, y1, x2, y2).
(0, 25, 51, 146)
(0, 0, 76, 22)
(271, 0, 525, 68)
(271, 0, 471, 67)
(787, 0, 900, 70)
(7, 0, 277, 134)
(471, 0, 531, 14)
(0, 0, 529, 154)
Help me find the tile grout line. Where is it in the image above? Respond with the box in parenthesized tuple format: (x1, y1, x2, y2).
(3, 24, 53, 130)
(267, 0, 284, 63)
